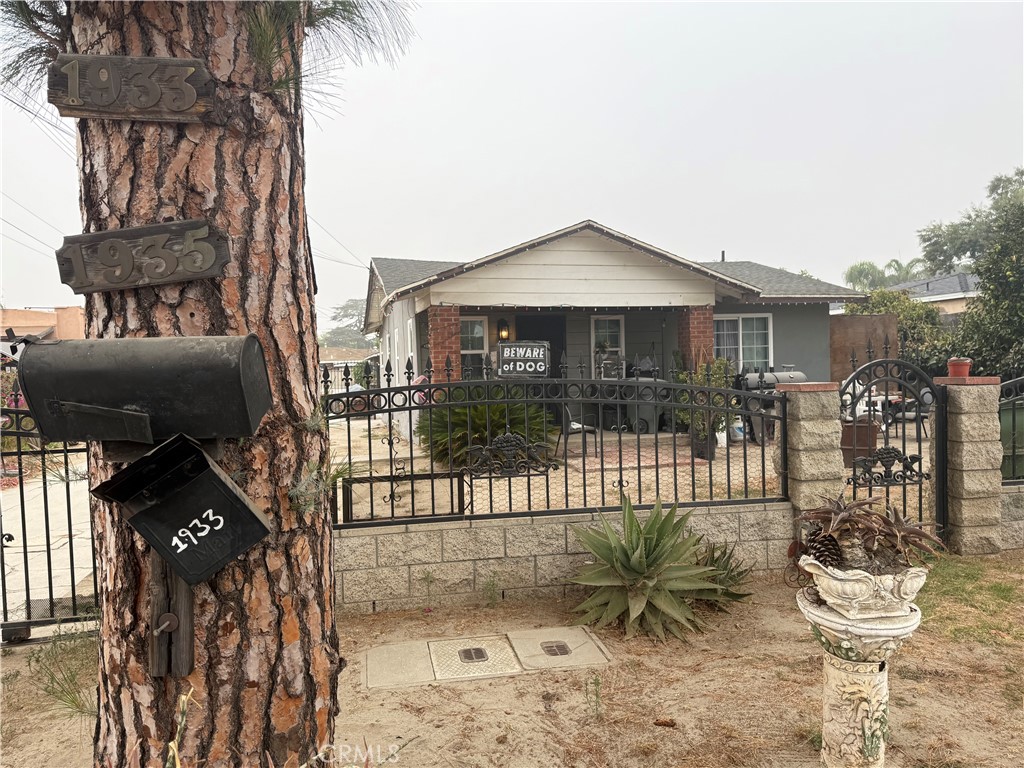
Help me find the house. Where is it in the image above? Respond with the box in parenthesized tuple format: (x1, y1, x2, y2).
(887, 271, 978, 325)
(0, 306, 85, 358)
(362, 221, 864, 383)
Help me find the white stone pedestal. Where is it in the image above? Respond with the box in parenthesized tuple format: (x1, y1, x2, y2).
(797, 590, 921, 768)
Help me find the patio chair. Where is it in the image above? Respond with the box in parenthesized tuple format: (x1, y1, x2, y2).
(555, 405, 597, 458)
(883, 396, 931, 438)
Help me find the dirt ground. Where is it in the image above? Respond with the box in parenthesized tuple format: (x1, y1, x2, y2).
(2, 554, 1022, 768)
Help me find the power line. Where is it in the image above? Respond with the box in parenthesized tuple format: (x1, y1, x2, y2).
(309, 216, 368, 268)
(1, 232, 52, 259)
(0, 217, 54, 250)
(1, 193, 67, 236)
(311, 249, 365, 269)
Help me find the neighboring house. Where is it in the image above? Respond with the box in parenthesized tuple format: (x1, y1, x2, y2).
(887, 271, 978, 324)
(0, 306, 85, 358)
(362, 221, 864, 383)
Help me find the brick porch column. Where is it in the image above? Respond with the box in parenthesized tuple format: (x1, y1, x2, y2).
(427, 305, 461, 380)
(935, 376, 1003, 555)
(776, 382, 845, 517)
(676, 305, 714, 369)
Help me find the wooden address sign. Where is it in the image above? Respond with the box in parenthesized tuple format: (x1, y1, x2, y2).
(55, 219, 229, 294)
(48, 54, 214, 122)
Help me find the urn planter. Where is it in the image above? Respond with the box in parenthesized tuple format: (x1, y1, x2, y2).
(798, 555, 928, 620)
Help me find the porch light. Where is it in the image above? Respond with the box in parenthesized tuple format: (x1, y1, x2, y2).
(498, 319, 510, 340)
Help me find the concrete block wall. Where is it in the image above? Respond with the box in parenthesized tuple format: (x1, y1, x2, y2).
(1002, 485, 1024, 551)
(334, 501, 794, 614)
(937, 377, 1005, 555)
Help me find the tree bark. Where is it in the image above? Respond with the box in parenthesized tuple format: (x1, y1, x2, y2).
(67, 3, 339, 766)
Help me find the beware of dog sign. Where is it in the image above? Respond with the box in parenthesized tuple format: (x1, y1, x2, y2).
(496, 341, 550, 378)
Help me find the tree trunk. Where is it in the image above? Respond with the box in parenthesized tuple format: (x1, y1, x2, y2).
(67, 3, 339, 765)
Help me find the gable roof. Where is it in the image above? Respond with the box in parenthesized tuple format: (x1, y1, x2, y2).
(373, 258, 461, 296)
(381, 220, 760, 302)
(699, 261, 865, 303)
(888, 271, 978, 299)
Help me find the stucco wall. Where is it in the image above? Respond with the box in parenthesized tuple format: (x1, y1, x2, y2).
(334, 501, 794, 614)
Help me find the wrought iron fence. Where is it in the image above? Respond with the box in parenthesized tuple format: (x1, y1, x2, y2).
(1000, 376, 1024, 484)
(323, 356, 788, 526)
(1, 358, 97, 633)
(839, 338, 946, 530)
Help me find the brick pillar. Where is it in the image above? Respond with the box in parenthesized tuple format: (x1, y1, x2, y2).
(935, 376, 1003, 555)
(427, 305, 461, 380)
(676, 305, 714, 368)
(776, 382, 845, 516)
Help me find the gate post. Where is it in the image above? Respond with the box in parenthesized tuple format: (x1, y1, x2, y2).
(936, 375, 1003, 555)
(777, 383, 845, 516)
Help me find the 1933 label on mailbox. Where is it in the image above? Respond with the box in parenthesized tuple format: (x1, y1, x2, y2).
(55, 219, 229, 294)
(47, 54, 214, 122)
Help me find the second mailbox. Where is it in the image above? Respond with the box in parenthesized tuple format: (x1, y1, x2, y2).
(17, 334, 272, 444)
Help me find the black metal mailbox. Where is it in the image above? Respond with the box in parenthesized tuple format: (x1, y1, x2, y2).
(17, 334, 272, 443)
(91, 434, 272, 585)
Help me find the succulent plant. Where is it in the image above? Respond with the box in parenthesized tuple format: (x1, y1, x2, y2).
(571, 495, 749, 641)
(786, 492, 943, 584)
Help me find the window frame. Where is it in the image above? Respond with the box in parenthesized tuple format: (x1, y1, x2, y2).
(713, 313, 774, 373)
(591, 314, 625, 378)
(460, 316, 489, 378)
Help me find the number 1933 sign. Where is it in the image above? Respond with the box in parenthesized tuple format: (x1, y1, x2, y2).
(55, 219, 229, 294)
(48, 54, 214, 122)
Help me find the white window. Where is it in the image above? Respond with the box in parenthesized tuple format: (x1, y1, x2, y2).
(460, 317, 488, 378)
(714, 315, 772, 373)
(591, 315, 625, 378)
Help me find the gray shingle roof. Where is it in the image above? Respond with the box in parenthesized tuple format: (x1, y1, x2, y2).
(699, 261, 864, 300)
(373, 258, 461, 295)
(888, 271, 978, 298)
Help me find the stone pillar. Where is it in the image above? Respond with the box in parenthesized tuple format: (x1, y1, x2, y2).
(935, 376, 1003, 555)
(777, 383, 845, 515)
(427, 305, 461, 380)
(798, 591, 921, 768)
(676, 305, 714, 368)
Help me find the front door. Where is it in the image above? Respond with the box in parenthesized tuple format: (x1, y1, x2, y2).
(515, 314, 566, 378)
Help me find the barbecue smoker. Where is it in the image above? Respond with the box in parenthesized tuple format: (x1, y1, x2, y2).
(736, 368, 807, 443)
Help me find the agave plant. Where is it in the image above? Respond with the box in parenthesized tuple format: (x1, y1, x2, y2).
(571, 496, 749, 641)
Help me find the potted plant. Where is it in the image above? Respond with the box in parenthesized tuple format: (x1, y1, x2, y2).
(673, 355, 733, 461)
(946, 357, 972, 377)
(786, 493, 943, 620)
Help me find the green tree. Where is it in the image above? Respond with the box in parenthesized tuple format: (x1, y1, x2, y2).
(917, 169, 1023, 277)
(947, 169, 1024, 375)
(843, 288, 946, 354)
(319, 297, 374, 348)
(843, 258, 928, 292)
(2, 2, 412, 765)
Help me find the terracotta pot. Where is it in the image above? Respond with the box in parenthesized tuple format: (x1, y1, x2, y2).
(947, 357, 972, 377)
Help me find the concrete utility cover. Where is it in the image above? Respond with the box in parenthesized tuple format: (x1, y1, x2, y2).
(429, 635, 522, 681)
(362, 627, 612, 689)
(506, 626, 610, 670)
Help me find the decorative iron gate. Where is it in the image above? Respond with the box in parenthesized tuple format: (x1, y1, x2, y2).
(323, 356, 788, 526)
(838, 349, 947, 533)
(1, 358, 97, 637)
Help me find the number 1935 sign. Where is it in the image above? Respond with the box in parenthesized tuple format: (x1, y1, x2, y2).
(55, 219, 229, 294)
(48, 54, 214, 122)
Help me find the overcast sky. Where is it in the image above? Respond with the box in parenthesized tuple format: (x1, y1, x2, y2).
(1, 1, 1022, 331)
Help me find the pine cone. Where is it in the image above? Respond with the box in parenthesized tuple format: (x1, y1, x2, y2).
(806, 532, 842, 569)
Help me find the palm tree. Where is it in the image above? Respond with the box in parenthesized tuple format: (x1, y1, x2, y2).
(843, 261, 888, 292)
(1, 3, 413, 766)
(844, 258, 929, 291)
